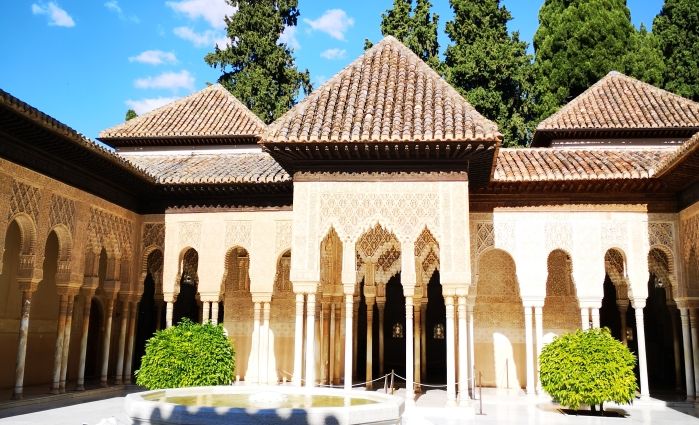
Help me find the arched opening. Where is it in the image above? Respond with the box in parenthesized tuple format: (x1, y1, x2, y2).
(133, 249, 162, 373)
(271, 250, 293, 383)
(221, 247, 251, 380)
(0, 221, 22, 390)
(543, 250, 580, 342)
(173, 248, 199, 325)
(25, 230, 60, 387)
(382, 274, 406, 377)
(424, 270, 446, 384)
(318, 230, 343, 385)
(474, 249, 524, 389)
(84, 299, 103, 383)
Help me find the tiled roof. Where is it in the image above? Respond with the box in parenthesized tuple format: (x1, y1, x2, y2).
(122, 152, 289, 184)
(493, 147, 676, 182)
(654, 131, 699, 177)
(99, 84, 266, 141)
(264, 36, 500, 144)
(537, 71, 699, 132)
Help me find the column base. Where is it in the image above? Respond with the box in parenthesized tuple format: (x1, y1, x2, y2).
(11, 391, 23, 400)
(76, 385, 85, 391)
(115, 378, 122, 385)
(100, 380, 108, 388)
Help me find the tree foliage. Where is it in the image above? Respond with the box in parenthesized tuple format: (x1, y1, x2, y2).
(533, 0, 635, 119)
(653, 0, 699, 100)
(539, 328, 637, 411)
(445, 0, 534, 146)
(621, 24, 665, 87)
(125, 109, 137, 121)
(377, 0, 440, 70)
(205, 0, 311, 124)
(135, 319, 235, 390)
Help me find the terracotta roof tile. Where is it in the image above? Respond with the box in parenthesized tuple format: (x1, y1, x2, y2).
(654, 131, 699, 177)
(493, 147, 676, 182)
(99, 84, 266, 140)
(537, 72, 699, 132)
(122, 152, 289, 184)
(264, 36, 500, 144)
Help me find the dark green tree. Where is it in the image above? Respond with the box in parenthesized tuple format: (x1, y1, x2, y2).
(621, 24, 665, 87)
(125, 109, 137, 121)
(445, 0, 534, 146)
(653, 0, 699, 100)
(378, 0, 440, 69)
(205, 0, 312, 124)
(533, 0, 635, 119)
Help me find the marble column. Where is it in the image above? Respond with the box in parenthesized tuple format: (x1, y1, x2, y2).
(59, 294, 76, 392)
(377, 300, 385, 376)
(124, 300, 138, 384)
(680, 308, 695, 399)
(335, 301, 344, 385)
(632, 299, 650, 400)
(352, 296, 359, 380)
(115, 300, 129, 385)
(247, 301, 261, 383)
(165, 300, 174, 328)
(155, 300, 163, 330)
(669, 306, 682, 391)
(76, 293, 94, 391)
(457, 296, 468, 404)
(691, 309, 699, 398)
(292, 293, 304, 386)
(322, 301, 331, 385)
(414, 298, 422, 386)
(345, 294, 353, 390)
(468, 303, 475, 396)
(211, 301, 219, 325)
(305, 293, 317, 388)
(365, 297, 375, 389)
(52, 294, 69, 394)
(591, 307, 601, 329)
(580, 307, 590, 330)
(12, 288, 34, 399)
(524, 306, 535, 395)
(202, 301, 210, 323)
(420, 301, 427, 383)
(534, 306, 543, 393)
(101, 297, 116, 387)
(329, 302, 337, 385)
(445, 296, 456, 405)
(617, 300, 629, 346)
(261, 302, 271, 384)
(405, 295, 415, 401)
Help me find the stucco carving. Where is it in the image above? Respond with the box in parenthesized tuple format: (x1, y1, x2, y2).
(8, 180, 41, 222)
(275, 221, 292, 256)
(179, 221, 202, 249)
(544, 222, 572, 252)
(225, 220, 251, 249)
(87, 207, 133, 258)
(474, 223, 494, 256)
(48, 194, 75, 233)
(143, 223, 165, 249)
(649, 222, 674, 249)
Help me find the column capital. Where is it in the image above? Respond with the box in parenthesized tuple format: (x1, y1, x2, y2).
(630, 297, 647, 310)
(16, 278, 40, 294)
(522, 297, 545, 308)
(292, 281, 319, 294)
(200, 292, 221, 303)
(163, 292, 177, 303)
(403, 285, 416, 298)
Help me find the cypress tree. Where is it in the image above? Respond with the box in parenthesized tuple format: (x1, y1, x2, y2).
(622, 24, 665, 87)
(376, 0, 440, 69)
(205, 0, 312, 124)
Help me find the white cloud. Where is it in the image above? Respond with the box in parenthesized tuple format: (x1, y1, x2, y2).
(31, 2, 75, 28)
(166, 0, 235, 29)
(320, 48, 346, 60)
(104, 1, 139, 23)
(173, 26, 222, 48)
(134, 70, 195, 91)
(129, 50, 177, 65)
(126, 97, 180, 115)
(279, 26, 300, 50)
(304, 9, 354, 41)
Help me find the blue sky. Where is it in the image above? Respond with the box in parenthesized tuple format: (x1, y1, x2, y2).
(0, 0, 663, 140)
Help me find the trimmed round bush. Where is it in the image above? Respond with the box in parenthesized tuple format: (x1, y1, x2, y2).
(539, 328, 636, 411)
(135, 318, 235, 390)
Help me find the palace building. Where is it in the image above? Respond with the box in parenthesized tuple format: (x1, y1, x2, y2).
(1, 36, 699, 404)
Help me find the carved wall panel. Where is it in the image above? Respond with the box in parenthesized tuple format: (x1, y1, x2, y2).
(178, 221, 202, 249)
(543, 250, 580, 334)
(142, 223, 165, 249)
(48, 194, 75, 233)
(8, 180, 41, 222)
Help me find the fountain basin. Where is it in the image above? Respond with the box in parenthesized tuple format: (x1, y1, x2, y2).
(125, 385, 405, 425)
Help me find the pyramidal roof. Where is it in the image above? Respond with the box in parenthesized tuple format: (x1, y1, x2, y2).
(263, 36, 501, 144)
(537, 71, 699, 133)
(99, 84, 266, 146)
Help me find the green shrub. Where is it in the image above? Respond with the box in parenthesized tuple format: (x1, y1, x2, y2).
(135, 318, 235, 390)
(539, 328, 636, 411)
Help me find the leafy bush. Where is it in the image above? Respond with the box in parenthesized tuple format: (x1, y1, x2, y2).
(539, 328, 636, 411)
(135, 318, 235, 390)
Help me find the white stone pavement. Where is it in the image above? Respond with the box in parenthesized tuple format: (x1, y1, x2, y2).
(0, 388, 697, 425)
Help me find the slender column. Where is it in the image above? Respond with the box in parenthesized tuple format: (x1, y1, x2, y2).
(322, 301, 331, 385)
(211, 301, 219, 325)
(591, 308, 600, 329)
(365, 297, 375, 389)
(405, 296, 415, 401)
(420, 301, 427, 382)
(165, 301, 174, 328)
(580, 307, 590, 330)
(445, 296, 457, 405)
(115, 300, 129, 385)
(669, 307, 682, 391)
(345, 294, 354, 390)
(100, 297, 116, 387)
(248, 301, 261, 383)
(52, 294, 69, 393)
(632, 300, 650, 400)
(12, 289, 34, 399)
(524, 306, 535, 395)
(680, 308, 695, 399)
(691, 309, 699, 397)
(335, 300, 344, 385)
(124, 300, 138, 384)
(352, 296, 359, 379)
(155, 300, 163, 330)
(305, 293, 317, 388)
(618, 301, 629, 346)
(59, 294, 76, 392)
(261, 302, 271, 384)
(377, 301, 385, 376)
(202, 301, 210, 323)
(468, 303, 475, 397)
(534, 306, 543, 393)
(329, 303, 336, 385)
(457, 296, 468, 405)
(292, 293, 305, 386)
(76, 294, 93, 391)
(414, 299, 422, 386)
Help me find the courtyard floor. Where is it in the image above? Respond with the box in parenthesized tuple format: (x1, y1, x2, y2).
(0, 387, 697, 425)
